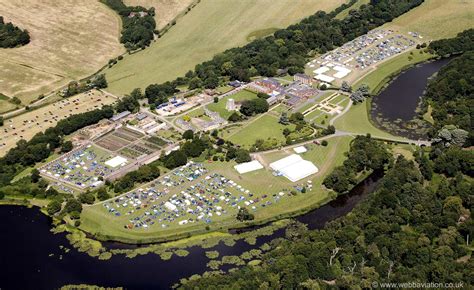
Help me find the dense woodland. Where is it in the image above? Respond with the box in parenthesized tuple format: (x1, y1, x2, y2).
(323, 135, 391, 193)
(138, 0, 423, 107)
(0, 16, 30, 48)
(424, 29, 474, 146)
(102, 0, 156, 50)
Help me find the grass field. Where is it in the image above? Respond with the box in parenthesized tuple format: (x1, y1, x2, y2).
(80, 136, 353, 242)
(0, 90, 117, 157)
(227, 114, 295, 148)
(333, 100, 407, 141)
(207, 89, 258, 119)
(104, 0, 348, 95)
(0, 0, 124, 104)
(382, 0, 474, 40)
(124, 0, 195, 30)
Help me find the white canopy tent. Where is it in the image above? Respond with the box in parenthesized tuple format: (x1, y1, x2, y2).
(105, 156, 128, 168)
(270, 154, 318, 182)
(234, 160, 264, 174)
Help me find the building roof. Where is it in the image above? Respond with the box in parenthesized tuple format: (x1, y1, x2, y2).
(111, 111, 131, 121)
(136, 112, 148, 121)
(270, 154, 303, 172)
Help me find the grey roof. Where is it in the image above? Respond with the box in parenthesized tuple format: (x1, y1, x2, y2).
(111, 111, 131, 121)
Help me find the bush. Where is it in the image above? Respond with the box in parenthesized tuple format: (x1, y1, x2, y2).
(321, 140, 328, 146)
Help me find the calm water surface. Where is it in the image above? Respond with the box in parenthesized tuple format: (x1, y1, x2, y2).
(0, 173, 381, 290)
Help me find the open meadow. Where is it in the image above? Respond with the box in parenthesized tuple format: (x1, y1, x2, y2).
(104, 0, 348, 95)
(0, 0, 124, 105)
(0, 90, 117, 157)
(382, 0, 474, 40)
(124, 0, 195, 30)
(80, 136, 353, 242)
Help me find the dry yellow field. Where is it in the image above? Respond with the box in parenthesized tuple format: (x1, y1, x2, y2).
(124, 0, 196, 30)
(0, 90, 117, 157)
(0, 0, 124, 105)
(383, 0, 474, 40)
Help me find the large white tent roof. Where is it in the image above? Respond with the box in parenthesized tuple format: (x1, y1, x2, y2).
(234, 160, 264, 174)
(105, 156, 128, 168)
(314, 74, 335, 83)
(313, 66, 330, 74)
(270, 154, 318, 182)
(280, 160, 318, 182)
(293, 146, 307, 154)
(269, 154, 302, 172)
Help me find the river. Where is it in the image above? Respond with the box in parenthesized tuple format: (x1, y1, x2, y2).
(370, 57, 452, 139)
(0, 173, 381, 290)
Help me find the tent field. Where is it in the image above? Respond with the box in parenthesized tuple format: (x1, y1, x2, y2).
(81, 136, 353, 241)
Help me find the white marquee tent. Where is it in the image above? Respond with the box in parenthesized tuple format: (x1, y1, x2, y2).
(234, 160, 264, 174)
(270, 154, 318, 182)
(105, 156, 128, 168)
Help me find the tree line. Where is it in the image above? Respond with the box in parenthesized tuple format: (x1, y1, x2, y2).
(102, 0, 156, 51)
(424, 29, 474, 146)
(133, 0, 424, 108)
(0, 106, 114, 186)
(0, 16, 30, 48)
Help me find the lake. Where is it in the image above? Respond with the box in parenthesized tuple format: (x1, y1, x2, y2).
(370, 57, 452, 138)
(0, 173, 381, 290)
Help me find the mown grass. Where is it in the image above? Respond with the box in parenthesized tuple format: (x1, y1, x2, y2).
(227, 114, 294, 148)
(207, 90, 258, 119)
(104, 0, 347, 95)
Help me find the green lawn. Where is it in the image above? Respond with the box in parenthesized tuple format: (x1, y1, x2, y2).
(207, 90, 258, 119)
(334, 100, 407, 141)
(80, 135, 353, 242)
(335, 0, 370, 19)
(227, 114, 294, 148)
(104, 0, 347, 94)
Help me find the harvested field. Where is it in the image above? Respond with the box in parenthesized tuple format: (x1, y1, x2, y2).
(124, 0, 195, 30)
(105, 0, 347, 94)
(382, 0, 474, 40)
(0, 90, 117, 157)
(0, 0, 124, 104)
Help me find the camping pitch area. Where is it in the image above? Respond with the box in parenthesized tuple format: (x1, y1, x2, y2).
(104, 0, 347, 95)
(80, 136, 353, 242)
(0, 0, 124, 104)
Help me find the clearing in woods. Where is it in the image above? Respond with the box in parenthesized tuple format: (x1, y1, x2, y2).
(0, 0, 124, 106)
(124, 0, 195, 30)
(382, 0, 474, 40)
(104, 0, 348, 95)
